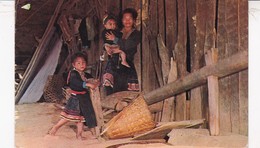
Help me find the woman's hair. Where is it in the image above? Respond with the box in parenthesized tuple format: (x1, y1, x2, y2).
(122, 8, 138, 21)
(71, 52, 88, 63)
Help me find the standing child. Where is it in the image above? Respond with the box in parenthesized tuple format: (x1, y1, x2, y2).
(48, 52, 99, 140)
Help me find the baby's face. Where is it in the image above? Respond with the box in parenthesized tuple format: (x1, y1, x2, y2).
(104, 19, 116, 30)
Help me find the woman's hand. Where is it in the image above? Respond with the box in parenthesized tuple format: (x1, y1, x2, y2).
(105, 31, 115, 41)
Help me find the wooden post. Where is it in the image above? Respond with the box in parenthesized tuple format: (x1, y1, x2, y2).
(205, 48, 219, 136)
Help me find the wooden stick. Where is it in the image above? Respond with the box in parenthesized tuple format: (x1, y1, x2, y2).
(143, 50, 248, 105)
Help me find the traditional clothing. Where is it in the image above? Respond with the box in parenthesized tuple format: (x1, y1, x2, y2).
(103, 28, 141, 94)
(60, 69, 97, 128)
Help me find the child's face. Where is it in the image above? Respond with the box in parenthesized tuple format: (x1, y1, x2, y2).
(72, 57, 87, 72)
(104, 19, 116, 30)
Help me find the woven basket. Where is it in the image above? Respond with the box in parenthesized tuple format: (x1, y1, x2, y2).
(101, 94, 156, 139)
(43, 75, 65, 103)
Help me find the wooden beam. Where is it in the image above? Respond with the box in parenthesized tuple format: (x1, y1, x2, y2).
(143, 50, 248, 106)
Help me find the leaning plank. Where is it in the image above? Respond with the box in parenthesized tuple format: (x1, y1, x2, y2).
(18, 36, 62, 104)
(144, 50, 248, 105)
(161, 58, 177, 122)
(133, 119, 205, 140)
(90, 87, 104, 136)
(15, 0, 64, 104)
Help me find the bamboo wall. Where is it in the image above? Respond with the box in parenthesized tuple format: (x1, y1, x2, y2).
(54, 0, 248, 136)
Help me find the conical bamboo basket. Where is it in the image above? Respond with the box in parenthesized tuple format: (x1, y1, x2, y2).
(101, 94, 156, 139)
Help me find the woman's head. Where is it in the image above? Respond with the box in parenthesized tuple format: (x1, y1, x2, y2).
(71, 52, 88, 72)
(121, 8, 138, 29)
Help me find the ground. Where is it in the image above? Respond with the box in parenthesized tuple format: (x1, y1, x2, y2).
(15, 103, 248, 148)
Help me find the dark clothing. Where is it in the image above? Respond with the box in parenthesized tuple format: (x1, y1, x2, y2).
(62, 70, 97, 128)
(79, 17, 91, 48)
(103, 29, 141, 93)
(102, 29, 123, 46)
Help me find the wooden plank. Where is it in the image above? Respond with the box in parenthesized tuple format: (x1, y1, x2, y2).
(226, 0, 240, 134)
(158, 0, 165, 43)
(161, 58, 177, 121)
(143, 50, 248, 106)
(190, 0, 206, 121)
(157, 34, 170, 85)
(217, 0, 231, 134)
(239, 70, 248, 135)
(205, 49, 219, 136)
(238, 0, 248, 136)
(165, 0, 177, 56)
(133, 119, 205, 140)
(175, 0, 187, 121)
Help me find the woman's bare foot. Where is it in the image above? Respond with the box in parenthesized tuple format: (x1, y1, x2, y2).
(121, 61, 130, 68)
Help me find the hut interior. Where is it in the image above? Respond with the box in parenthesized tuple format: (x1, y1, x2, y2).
(14, 0, 249, 147)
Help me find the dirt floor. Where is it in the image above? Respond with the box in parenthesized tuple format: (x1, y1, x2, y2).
(15, 103, 248, 148)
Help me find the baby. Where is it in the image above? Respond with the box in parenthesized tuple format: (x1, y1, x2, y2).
(102, 14, 130, 68)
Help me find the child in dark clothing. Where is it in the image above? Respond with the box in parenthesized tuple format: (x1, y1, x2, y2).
(48, 52, 99, 140)
(102, 14, 130, 68)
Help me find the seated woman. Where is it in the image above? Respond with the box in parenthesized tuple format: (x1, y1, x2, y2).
(102, 8, 141, 95)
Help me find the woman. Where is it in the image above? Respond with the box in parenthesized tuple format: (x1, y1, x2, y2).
(103, 8, 141, 95)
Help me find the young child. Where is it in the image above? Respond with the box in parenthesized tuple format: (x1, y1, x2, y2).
(102, 14, 130, 68)
(48, 52, 99, 140)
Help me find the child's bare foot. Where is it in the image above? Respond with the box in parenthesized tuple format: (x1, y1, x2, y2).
(47, 127, 57, 136)
(121, 61, 130, 68)
(76, 134, 87, 140)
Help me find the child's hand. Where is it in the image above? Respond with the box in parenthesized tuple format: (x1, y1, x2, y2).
(86, 80, 100, 89)
(105, 32, 115, 41)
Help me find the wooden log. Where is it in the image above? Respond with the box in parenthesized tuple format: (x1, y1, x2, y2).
(205, 48, 219, 136)
(143, 50, 248, 106)
(15, 0, 64, 104)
